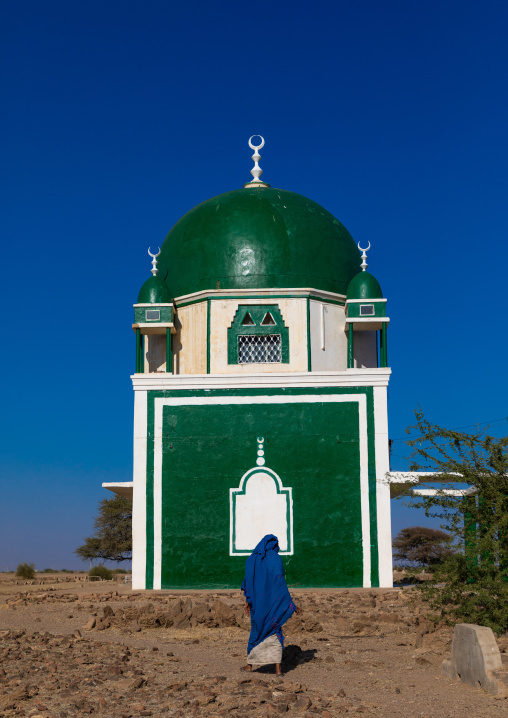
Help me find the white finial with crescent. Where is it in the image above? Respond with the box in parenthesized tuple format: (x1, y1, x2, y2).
(358, 242, 371, 271)
(248, 135, 265, 184)
(148, 247, 161, 276)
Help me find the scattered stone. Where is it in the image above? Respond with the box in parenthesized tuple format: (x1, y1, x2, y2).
(295, 695, 312, 710)
(0, 583, 495, 716)
(213, 599, 237, 627)
(421, 627, 453, 653)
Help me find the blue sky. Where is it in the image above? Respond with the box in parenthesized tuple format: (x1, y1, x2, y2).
(1, 1, 507, 570)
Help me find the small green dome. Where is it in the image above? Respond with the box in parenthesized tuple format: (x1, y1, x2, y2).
(155, 187, 361, 298)
(137, 275, 173, 304)
(346, 271, 384, 300)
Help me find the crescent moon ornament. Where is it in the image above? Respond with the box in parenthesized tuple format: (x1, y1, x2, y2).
(246, 136, 266, 185)
(357, 242, 371, 271)
(257, 437, 265, 444)
(248, 135, 265, 151)
(147, 246, 161, 276)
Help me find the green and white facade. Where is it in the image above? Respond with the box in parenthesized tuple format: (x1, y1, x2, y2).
(106, 141, 394, 589)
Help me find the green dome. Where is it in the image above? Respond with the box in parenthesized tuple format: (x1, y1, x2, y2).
(346, 271, 384, 300)
(155, 187, 361, 298)
(137, 275, 173, 304)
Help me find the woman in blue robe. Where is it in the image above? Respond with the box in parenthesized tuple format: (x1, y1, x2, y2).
(241, 534, 301, 675)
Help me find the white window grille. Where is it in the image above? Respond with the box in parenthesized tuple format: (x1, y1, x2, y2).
(238, 334, 282, 363)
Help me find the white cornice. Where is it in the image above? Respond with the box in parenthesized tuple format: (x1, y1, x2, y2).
(345, 317, 390, 324)
(131, 368, 391, 391)
(174, 287, 347, 305)
(132, 323, 176, 335)
(387, 471, 462, 483)
(132, 323, 174, 328)
(102, 482, 133, 499)
(387, 471, 470, 499)
(412, 488, 477, 497)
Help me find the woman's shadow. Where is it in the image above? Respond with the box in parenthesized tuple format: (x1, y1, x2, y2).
(254, 644, 317, 675)
(283, 644, 317, 673)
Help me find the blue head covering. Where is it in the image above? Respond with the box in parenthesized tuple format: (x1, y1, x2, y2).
(241, 534, 296, 654)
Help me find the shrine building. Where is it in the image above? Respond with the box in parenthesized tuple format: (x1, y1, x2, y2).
(105, 137, 393, 590)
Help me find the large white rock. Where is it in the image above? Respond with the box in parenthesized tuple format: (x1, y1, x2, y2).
(442, 623, 508, 698)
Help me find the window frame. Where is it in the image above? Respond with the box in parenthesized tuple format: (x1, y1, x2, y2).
(227, 304, 289, 365)
(359, 304, 375, 316)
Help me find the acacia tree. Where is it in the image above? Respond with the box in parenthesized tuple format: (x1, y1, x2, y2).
(392, 526, 454, 568)
(398, 409, 508, 633)
(75, 495, 132, 564)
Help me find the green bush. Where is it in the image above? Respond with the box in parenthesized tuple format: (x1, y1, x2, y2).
(400, 410, 508, 634)
(16, 563, 36, 579)
(112, 568, 131, 574)
(89, 564, 113, 580)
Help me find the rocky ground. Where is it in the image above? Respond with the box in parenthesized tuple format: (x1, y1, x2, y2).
(1, 574, 508, 717)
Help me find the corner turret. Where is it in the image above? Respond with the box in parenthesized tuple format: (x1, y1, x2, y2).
(133, 248, 175, 374)
(345, 243, 389, 368)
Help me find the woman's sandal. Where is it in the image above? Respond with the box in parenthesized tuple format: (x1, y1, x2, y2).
(240, 665, 252, 673)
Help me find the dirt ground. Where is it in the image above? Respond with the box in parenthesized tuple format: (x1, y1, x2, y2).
(1, 573, 507, 718)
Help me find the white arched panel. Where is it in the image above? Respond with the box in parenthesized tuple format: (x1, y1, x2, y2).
(230, 467, 293, 555)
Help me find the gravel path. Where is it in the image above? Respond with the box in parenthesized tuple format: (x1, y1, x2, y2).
(0, 575, 507, 717)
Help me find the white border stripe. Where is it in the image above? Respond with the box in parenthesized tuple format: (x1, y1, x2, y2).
(132, 390, 147, 589)
(373, 386, 392, 587)
(152, 394, 371, 590)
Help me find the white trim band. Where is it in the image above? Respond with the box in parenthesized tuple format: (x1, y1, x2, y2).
(173, 286, 347, 305)
(131, 369, 391, 391)
(345, 317, 390, 325)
